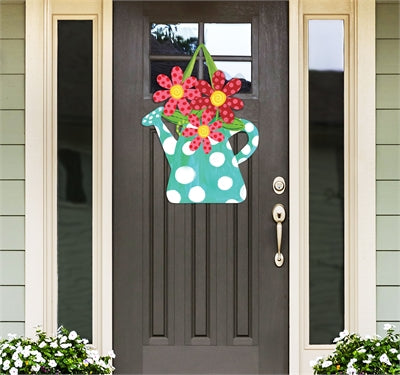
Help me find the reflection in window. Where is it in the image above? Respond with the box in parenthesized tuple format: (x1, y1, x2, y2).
(57, 20, 93, 342)
(151, 23, 199, 55)
(149, 22, 252, 94)
(308, 20, 345, 345)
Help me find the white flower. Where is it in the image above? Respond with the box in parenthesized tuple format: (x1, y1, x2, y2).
(346, 367, 357, 375)
(59, 335, 67, 344)
(376, 342, 381, 347)
(363, 359, 371, 364)
(358, 348, 366, 353)
(38, 341, 46, 348)
(398, 353, 400, 360)
(48, 359, 57, 368)
(322, 360, 332, 368)
(60, 343, 72, 349)
(108, 349, 116, 359)
(380, 353, 392, 366)
(55, 351, 63, 357)
(333, 329, 349, 343)
(82, 338, 89, 345)
(99, 359, 107, 368)
(9, 367, 18, 375)
(50, 341, 58, 348)
(31, 364, 40, 372)
(12, 352, 19, 361)
(390, 348, 398, 354)
(364, 334, 372, 340)
(0, 358, 2, 365)
(3, 359, 10, 371)
(14, 359, 23, 368)
(7, 334, 17, 340)
(384, 323, 395, 331)
(68, 331, 78, 340)
(348, 358, 357, 366)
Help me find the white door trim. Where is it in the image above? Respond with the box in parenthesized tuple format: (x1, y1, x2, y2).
(25, 0, 113, 354)
(289, 0, 376, 373)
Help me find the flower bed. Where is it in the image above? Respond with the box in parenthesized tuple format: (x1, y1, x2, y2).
(311, 324, 400, 374)
(0, 326, 115, 374)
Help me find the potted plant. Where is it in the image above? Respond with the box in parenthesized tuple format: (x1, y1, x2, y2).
(0, 326, 115, 374)
(311, 324, 400, 374)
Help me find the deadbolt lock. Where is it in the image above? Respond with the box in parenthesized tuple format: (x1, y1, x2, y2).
(273, 176, 286, 195)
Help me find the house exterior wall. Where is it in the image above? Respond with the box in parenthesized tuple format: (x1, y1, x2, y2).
(376, 0, 400, 336)
(0, 2, 25, 337)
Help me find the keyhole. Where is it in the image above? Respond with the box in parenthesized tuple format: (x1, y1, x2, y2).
(277, 212, 282, 220)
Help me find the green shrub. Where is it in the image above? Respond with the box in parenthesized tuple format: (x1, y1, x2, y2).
(0, 326, 115, 374)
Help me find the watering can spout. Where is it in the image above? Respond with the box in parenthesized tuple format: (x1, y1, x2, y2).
(142, 107, 177, 167)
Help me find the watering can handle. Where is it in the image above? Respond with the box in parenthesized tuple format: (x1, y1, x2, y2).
(233, 120, 259, 165)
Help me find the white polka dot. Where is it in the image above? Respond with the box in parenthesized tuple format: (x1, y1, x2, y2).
(175, 166, 196, 184)
(218, 176, 233, 191)
(182, 141, 195, 156)
(166, 190, 181, 203)
(189, 186, 206, 202)
(232, 157, 239, 168)
(163, 137, 176, 155)
(238, 157, 247, 164)
(210, 138, 219, 146)
(252, 135, 259, 147)
(226, 141, 232, 151)
(245, 122, 255, 132)
(226, 199, 238, 203)
(240, 185, 247, 200)
(149, 116, 154, 120)
(209, 152, 225, 167)
(230, 130, 239, 136)
(241, 145, 251, 155)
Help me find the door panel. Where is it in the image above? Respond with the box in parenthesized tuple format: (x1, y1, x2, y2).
(113, 2, 288, 373)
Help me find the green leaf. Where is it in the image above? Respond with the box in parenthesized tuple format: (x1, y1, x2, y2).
(221, 118, 245, 131)
(162, 110, 189, 126)
(201, 45, 218, 83)
(183, 44, 202, 81)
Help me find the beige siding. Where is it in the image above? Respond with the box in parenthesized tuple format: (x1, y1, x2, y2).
(376, 1, 400, 332)
(0, 2, 25, 336)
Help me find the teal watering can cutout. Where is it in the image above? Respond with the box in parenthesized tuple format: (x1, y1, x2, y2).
(142, 107, 259, 204)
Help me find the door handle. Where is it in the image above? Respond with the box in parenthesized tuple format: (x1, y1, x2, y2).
(272, 204, 286, 267)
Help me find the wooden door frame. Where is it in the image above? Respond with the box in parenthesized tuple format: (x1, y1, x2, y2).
(24, 0, 376, 374)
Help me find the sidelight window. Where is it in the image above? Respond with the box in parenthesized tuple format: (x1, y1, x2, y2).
(57, 20, 93, 342)
(308, 19, 345, 345)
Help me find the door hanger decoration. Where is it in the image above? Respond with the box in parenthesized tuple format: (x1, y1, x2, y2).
(142, 44, 259, 204)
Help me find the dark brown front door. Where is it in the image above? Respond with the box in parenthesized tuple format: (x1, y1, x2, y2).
(113, 1, 289, 373)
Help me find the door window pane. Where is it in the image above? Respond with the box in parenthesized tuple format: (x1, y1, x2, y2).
(204, 23, 251, 56)
(308, 19, 345, 345)
(57, 20, 93, 342)
(151, 23, 199, 55)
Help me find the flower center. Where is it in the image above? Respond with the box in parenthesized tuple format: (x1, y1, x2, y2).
(210, 90, 227, 107)
(170, 84, 184, 99)
(197, 125, 210, 138)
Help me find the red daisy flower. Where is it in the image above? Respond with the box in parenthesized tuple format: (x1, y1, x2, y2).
(153, 66, 200, 116)
(191, 70, 244, 123)
(182, 110, 225, 154)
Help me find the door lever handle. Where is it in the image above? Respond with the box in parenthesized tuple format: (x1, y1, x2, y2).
(272, 204, 286, 267)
